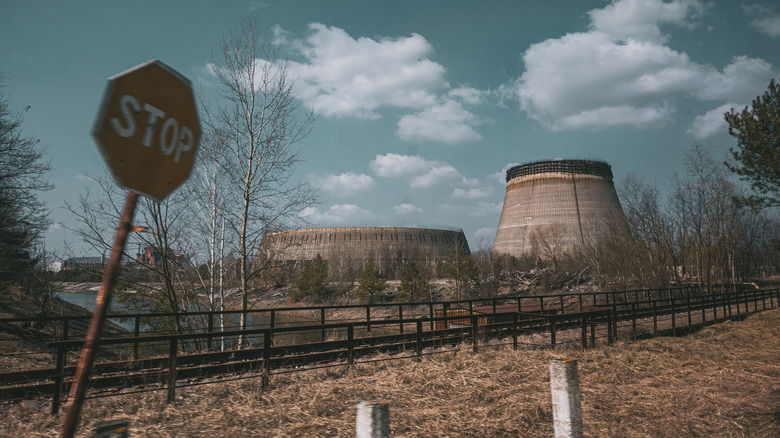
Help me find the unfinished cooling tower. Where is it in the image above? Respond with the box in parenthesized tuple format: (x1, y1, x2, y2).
(493, 159, 628, 258)
(259, 226, 470, 266)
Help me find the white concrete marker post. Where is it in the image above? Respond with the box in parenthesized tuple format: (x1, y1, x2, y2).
(550, 358, 583, 438)
(357, 400, 390, 438)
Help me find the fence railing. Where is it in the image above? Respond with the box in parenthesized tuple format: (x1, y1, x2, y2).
(0, 286, 777, 415)
(1, 283, 757, 346)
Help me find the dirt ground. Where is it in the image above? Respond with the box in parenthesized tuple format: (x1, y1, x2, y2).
(2, 307, 778, 437)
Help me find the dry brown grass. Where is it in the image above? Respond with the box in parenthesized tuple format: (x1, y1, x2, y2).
(2, 309, 779, 437)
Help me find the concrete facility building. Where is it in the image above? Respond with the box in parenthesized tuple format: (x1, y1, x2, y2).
(493, 159, 629, 258)
(258, 226, 470, 267)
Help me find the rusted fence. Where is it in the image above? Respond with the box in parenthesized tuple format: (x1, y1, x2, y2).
(0, 285, 777, 414)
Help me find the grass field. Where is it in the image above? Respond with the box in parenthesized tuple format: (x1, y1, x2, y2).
(2, 308, 778, 437)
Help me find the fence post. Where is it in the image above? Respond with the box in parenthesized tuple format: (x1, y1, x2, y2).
(429, 303, 434, 330)
(207, 313, 214, 351)
(471, 315, 479, 353)
(754, 290, 759, 313)
(652, 300, 658, 337)
(513, 312, 518, 350)
(611, 304, 618, 341)
(686, 296, 692, 332)
(62, 319, 69, 342)
(725, 291, 731, 318)
(700, 296, 706, 325)
(580, 313, 587, 348)
(631, 303, 636, 341)
(607, 311, 613, 345)
(550, 317, 557, 348)
(167, 338, 177, 403)
(559, 295, 565, 314)
(52, 344, 66, 415)
(133, 316, 140, 361)
(356, 400, 390, 438)
(262, 329, 272, 389)
(713, 294, 718, 322)
(321, 308, 326, 342)
(366, 306, 371, 335)
(398, 305, 404, 334)
(348, 324, 354, 366)
(550, 358, 583, 438)
(416, 319, 423, 361)
(671, 299, 677, 337)
(590, 320, 596, 348)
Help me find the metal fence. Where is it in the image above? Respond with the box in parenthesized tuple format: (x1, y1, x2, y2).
(1, 285, 777, 415)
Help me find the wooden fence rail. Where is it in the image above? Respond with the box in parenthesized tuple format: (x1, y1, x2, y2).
(0, 287, 776, 415)
(2, 284, 758, 346)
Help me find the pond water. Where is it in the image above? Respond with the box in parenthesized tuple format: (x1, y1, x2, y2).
(53, 291, 322, 344)
(54, 291, 144, 330)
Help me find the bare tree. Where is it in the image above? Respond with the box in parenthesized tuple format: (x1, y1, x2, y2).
(66, 173, 195, 332)
(617, 173, 679, 286)
(0, 73, 52, 288)
(182, 131, 232, 346)
(206, 18, 317, 344)
(530, 223, 567, 269)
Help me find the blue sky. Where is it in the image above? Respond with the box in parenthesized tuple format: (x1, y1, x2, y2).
(3, 0, 780, 257)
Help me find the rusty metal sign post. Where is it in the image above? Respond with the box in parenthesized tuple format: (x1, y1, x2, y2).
(61, 60, 200, 438)
(60, 192, 138, 437)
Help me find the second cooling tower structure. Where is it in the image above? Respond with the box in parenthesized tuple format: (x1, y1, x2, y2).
(493, 159, 629, 258)
(259, 226, 470, 265)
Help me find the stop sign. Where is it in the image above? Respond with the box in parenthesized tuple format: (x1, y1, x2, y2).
(92, 60, 201, 202)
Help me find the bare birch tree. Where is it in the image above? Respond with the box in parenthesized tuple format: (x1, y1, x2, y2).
(206, 19, 317, 344)
(182, 131, 232, 347)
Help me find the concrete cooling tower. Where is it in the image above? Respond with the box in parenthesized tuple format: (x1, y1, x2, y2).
(259, 226, 470, 266)
(493, 159, 629, 258)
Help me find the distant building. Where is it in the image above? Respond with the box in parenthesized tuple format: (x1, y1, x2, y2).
(59, 255, 107, 271)
(258, 226, 470, 277)
(136, 246, 186, 266)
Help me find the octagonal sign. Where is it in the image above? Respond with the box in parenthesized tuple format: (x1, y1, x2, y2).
(92, 60, 201, 202)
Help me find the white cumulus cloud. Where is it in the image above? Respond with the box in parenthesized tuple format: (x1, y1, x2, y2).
(298, 204, 380, 225)
(312, 172, 376, 196)
(687, 103, 737, 138)
(751, 15, 780, 37)
(588, 0, 705, 44)
(370, 153, 432, 178)
(371, 153, 477, 190)
(276, 23, 485, 144)
(452, 187, 494, 199)
(394, 203, 423, 215)
(491, 162, 521, 185)
(286, 23, 445, 119)
(509, 0, 778, 132)
(744, 4, 780, 38)
(397, 99, 483, 144)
